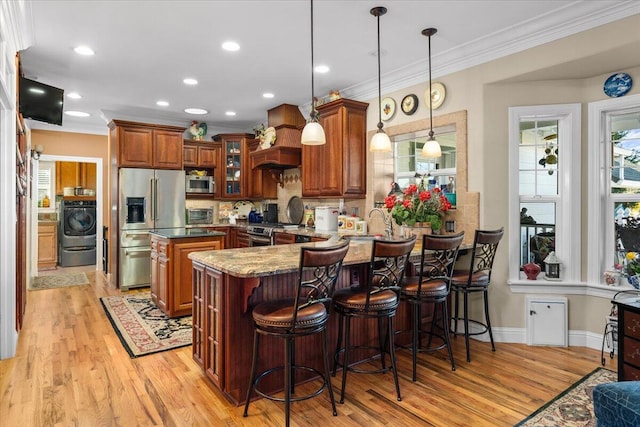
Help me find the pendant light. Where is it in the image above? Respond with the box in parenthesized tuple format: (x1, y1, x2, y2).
(301, 0, 326, 145)
(421, 27, 442, 159)
(369, 6, 391, 152)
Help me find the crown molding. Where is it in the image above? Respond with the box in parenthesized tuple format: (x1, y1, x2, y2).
(343, 1, 640, 103)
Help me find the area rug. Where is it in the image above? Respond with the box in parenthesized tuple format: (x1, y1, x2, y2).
(30, 272, 89, 290)
(516, 367, 617, 426)
(100, 292, 192, 358)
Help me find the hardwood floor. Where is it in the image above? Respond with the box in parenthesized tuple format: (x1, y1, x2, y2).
(0, 271, 615, 426)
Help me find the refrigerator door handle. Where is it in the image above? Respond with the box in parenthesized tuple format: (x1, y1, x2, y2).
(154, 178, 159, 222)
(150, 177, 157, 221)
(124, 247, 151, 256)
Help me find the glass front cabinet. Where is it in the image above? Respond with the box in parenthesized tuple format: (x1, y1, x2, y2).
(215, 133, 252, 199)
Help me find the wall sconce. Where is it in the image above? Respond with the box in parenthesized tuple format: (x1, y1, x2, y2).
(31, 145, 44, 160)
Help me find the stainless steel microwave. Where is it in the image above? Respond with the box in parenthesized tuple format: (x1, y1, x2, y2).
(186, 208, 214, 225)
(186, 175, 215, 194)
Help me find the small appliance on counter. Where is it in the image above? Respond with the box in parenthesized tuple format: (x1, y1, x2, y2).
(248, 210, 263, 223)
(314, 206, 339, 231)
(263, 203, 278, 223)
(186, 207, 214, 225)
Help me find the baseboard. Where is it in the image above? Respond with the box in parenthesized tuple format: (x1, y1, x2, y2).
(456, 321, 612, 352)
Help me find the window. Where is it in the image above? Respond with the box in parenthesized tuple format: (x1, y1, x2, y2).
(509, 104, 581, 283)
(36, 161, 55, 211)
(588, 94, 640, 286)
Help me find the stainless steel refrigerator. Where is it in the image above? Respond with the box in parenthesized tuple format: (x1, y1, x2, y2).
(118, 168, 185, 290)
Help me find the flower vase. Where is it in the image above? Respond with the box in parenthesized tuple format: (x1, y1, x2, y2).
(400, 223, 431, 241)
(627, 274, 640, 289)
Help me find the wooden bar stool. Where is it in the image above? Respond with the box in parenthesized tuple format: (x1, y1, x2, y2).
(450, 228, 504, 362)
(243, 240, 350, 427)
(332, 236, 416, 403)
(401, 232, 464, 380)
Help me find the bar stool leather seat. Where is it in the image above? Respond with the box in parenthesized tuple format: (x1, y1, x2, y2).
(243, 240, 350, 427)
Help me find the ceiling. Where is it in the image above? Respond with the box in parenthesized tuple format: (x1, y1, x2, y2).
(19, 0, 640, 137)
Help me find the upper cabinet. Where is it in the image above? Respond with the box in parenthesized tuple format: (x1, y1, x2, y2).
(183, 139, 219, 169)
(109, 120, 185, 169)
(55, 161, 96, 194)
(301, 98, 368, 198)
(215, 133, 252, 199)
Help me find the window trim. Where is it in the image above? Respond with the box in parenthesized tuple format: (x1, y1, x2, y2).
(587, 93, 640, 286)
(508, 103, 581, 284)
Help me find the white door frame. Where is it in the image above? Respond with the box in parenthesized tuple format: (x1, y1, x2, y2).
(30, 154, 103, 278)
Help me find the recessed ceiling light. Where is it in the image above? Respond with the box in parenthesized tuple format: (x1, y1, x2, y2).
(74, 46, 95, 56)
(183, 78, 198, 85)
(222, 41, 240, 51)
(263, 93, 275, 99)
(314, 65, 330, 73)
(184, 108, 208, 115)
(225, 111, 236, 116)
(156, 100, 169, 107)
(64, 111, 90, 117)
(67, 92, 82, 99)
(29, 88, 45, 95)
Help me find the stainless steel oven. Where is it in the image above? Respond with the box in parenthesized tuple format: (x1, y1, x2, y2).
(246, 224, 275, 246)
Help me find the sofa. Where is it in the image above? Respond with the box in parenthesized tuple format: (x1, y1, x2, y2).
(593, 381, 640, 427)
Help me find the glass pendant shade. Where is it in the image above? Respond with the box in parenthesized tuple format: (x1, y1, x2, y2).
(422, 137, 442, 158)
(371, 130, 391, 152)
(301, 120, 326, 145)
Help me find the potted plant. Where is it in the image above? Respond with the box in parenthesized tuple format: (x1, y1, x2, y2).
(384, 180, 452, 235)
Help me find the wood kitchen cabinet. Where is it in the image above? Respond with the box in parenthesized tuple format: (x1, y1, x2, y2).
(109, 120, 185, 169)
(183, 139, 220, 169)
(616, 300, 640, 381)
(192, 263, 224, 388)
(214, 133, 252, 199)
(150, 233, 224, 318)
(301, 98, 368, 198)
(56, 161, 97, 194)
(273, 232, 295, 245)
(233, 227, 250, 248)
(37, 222, 57, 270)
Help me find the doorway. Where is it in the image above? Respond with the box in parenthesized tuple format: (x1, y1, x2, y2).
(30, 154, 103, 278)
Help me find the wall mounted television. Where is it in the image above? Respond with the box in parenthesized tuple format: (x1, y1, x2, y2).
(19, 76, 64, 126)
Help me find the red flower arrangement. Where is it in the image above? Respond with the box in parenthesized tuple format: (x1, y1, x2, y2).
(384, 181, 451, 230)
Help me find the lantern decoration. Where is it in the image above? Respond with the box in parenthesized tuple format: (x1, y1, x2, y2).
(543, 251, 561, 281)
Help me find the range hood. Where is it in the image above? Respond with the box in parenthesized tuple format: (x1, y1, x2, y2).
(250, 104, 305, 170)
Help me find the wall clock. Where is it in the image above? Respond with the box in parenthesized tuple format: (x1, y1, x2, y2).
(401, 94, 419, 115)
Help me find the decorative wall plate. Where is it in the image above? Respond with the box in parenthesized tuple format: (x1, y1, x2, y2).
(603, 73, 633, 98)
(381, 97, 396, 121)
(425, 82, 446, 110)
(401, 94, 419, 115)
(260, 126, 276, 149)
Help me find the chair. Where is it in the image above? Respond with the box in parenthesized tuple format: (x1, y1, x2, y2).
(401, 232, 465, 380)
(450, 227, 504, 362)
(243, 240, 350, 427)
(332, 236, 416, 403)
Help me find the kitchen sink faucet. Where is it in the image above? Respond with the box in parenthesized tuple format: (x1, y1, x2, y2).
(368, 208, 394, 238)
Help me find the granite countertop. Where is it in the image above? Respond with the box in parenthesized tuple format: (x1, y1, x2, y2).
(188, 237, 425, 278)
(38, 220, 58, 226)
(150, 228, 226, 239)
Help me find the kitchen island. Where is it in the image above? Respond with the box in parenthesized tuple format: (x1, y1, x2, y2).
(188, 238, 422, 405)
(149, 228, 225, 317)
